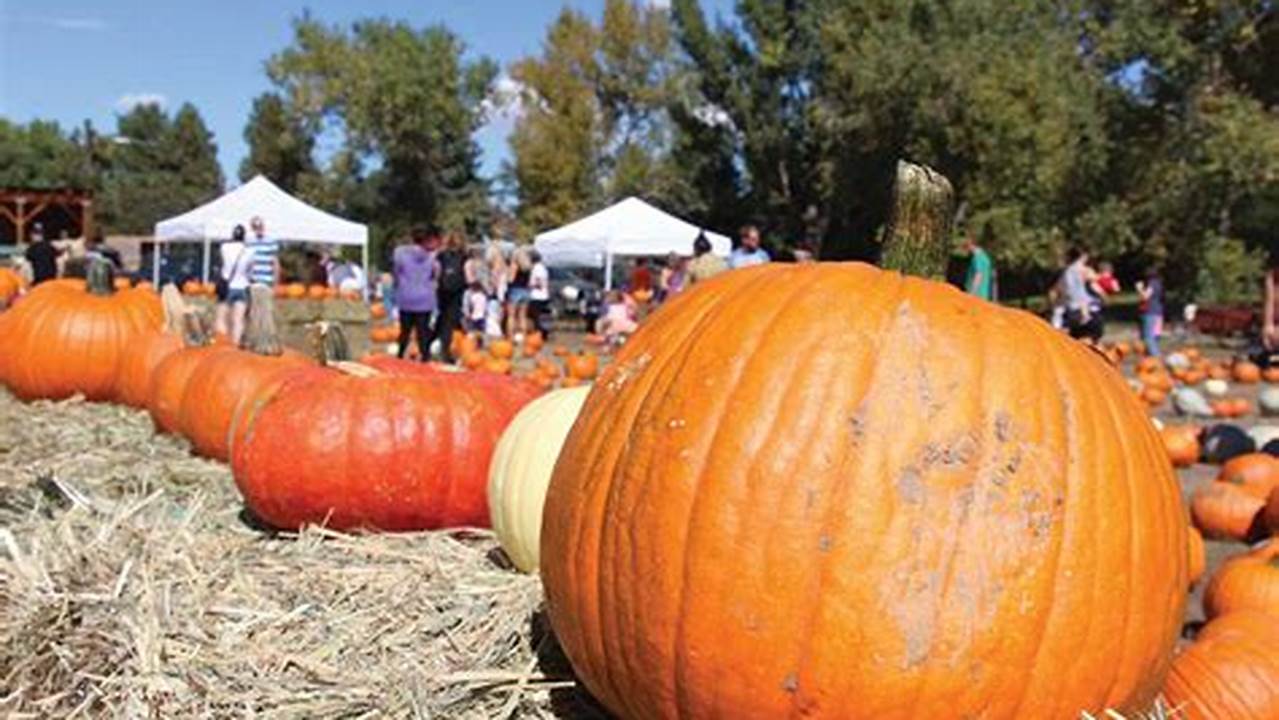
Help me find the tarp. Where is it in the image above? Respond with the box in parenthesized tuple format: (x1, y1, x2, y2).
(533, 197, 731, 269)
(154, 175, 367, 246)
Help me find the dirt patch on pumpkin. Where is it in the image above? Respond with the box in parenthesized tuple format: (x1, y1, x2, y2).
(0, 390, 604, 718)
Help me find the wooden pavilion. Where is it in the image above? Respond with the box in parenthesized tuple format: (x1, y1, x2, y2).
(0, 188, 94, 245)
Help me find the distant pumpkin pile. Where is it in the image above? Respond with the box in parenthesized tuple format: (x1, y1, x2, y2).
(3, 259, 1278, 718)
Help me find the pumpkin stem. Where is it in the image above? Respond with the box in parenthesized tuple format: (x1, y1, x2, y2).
(85, 259, 116, 296)
(159, 284, 188, 334)
(180, 308, 214, 347)
(240, 285, 284, 356)
(307, 321, 352, 366)
(879, 160, 955, 280)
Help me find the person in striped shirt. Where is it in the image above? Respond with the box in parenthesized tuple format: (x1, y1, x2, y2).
(247, 215, 281, 287)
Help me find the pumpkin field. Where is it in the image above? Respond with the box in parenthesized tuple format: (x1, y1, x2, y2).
(1, 262, 1278, 718)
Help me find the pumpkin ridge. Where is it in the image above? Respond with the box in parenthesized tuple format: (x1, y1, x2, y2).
(660, 269, 815, 717)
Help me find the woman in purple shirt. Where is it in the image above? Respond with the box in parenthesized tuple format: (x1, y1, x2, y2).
(393, 227, 441, 361)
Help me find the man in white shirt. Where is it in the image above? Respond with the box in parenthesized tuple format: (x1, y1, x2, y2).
(729, 225, 770, 269)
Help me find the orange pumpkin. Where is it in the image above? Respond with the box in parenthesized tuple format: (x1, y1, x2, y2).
(1162, 611, 1279, 719)
(1184, 347, 1202, 361)
(177, 289, 310, 461)
(0, 263, 162, 401)
(540, 263, 1186, 719)
(370, 301, 387, 320)
(0, 267, 25, 305)
(462, 350, 486, 370)
(148, 343, 236, 435)
(552, 344, 570, 357)
(324, 286, 339, 299)
(306, 284, 327, 300)
(1216, 453, 1279, 500)
(1161, 425, 1202, 467)
(523, 331, 544, 356)
(565, 352, 599, 380)
(273, 284, 289, 298)
(1138, 356, 1164, 374)
(112, 277, 132, 291)
(1233, 361, 1262, 384)
(1207, 364, 1231, 381)
(1142, 387, 1167, 406)
(1188, 526, 1206, 586)
(1181, 368, 1207, 385)
(285, 283, 306, 299)
(1203, 540, 1279, 620)
(483, 358, 512, 375)
(116, 285, 190, 408)
(1191, 482, 1266, 541)
(489, 338, 515, 360)
(182, 280, 203, 296)
(1263, 366, 1279, 384)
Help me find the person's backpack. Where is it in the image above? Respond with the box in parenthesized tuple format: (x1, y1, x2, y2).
(438, 251, 466, 296)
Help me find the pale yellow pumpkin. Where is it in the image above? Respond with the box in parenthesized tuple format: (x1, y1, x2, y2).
(488, 385, 590, 572)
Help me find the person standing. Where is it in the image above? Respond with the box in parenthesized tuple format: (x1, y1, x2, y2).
(528, 249, 551, 338)
(1136, 267, 1166, 358)
(507, 247, 532, 338)
(658, 252, 687, 301)
(23, 224, 62, 286)
(1062, 247, 1102, 344)
(687, 232, 727, 285)
(393, 228, 441, 361)
(484, 245, 508, 338)
(629, 257, 654, 293)
(216, 225, 255, 345)
(729, 225, 770, 269)
(1265, 256, 1278, 352)
(963, 235, 994, 301)
(247, 216, 281, 288)
(435, 230, 468, 363)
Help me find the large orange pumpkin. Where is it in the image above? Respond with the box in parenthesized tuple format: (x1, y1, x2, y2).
(232, 357, 541, 531)
(115, 285, 189, 408)
(0, 267, 26, 306)
(540, 263, 1186, 719)
(1203, 540, 1279, 620)
(1215, 453, 1279, 500)
(0, 263, 161, 401)
(1161, 610, 1279, 719)
(177, 289, 309, 461)
(1190, 482, 1266, 541)
(147, 315, 237, 435)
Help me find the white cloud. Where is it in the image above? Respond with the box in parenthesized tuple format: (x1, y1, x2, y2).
(49, 17, 110, 31)
(115, 93, 169, 113)
(481, 74, 529, 124)
(647, 0, 672, 9)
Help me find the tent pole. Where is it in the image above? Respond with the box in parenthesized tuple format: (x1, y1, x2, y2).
(152, 242, 161, 286)
(604, 251, 613, 292)
(201, 239, 211, 284)
(362, 240, 370, 302)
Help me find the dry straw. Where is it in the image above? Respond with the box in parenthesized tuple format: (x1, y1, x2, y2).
(0, 390, 1180, 718)
(0, 391, 606, 718)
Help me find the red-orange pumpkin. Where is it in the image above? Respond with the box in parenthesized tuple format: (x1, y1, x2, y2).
(1162, 610, 1279, 719)
(1233, 361, 1262, 384)
(232, 358, 541, 531)
(565, 352, 599, 380)
(177, 290, 310, 461)
(0, 264, 161, 401)
(148, 342, 237, 435)
(489, 338, 515, 360)
(1203, 540, 1279, 620)
(1215, 453, 1279, 500)
(1190, 482, 1266, 541)
(540, 263, 1186, 719)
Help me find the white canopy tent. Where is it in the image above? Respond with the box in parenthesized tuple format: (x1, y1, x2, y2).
(152, 175, 369, 293)
(533, 197, 732, 290)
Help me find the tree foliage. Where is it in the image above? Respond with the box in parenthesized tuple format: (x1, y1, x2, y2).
(240, 92, 317, 192)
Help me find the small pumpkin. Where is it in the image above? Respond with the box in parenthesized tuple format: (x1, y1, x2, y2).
(1162, 610, 1279, 719)
(285, 283, 306, 299)
(1188, 526, 1206, 586)
(552, 344, 570, 357)
(565, 352, 599, 380)
(1141, 387, 1167, 406)
(370, 301, 387, 320)
(1259, 387, 1279, 417)
(489, 338, 515, 360)
(1190, 482, 1266, 541)
(1233, 360, 1262, 384)
(488, 385, 591, 572)
(1207, 363, 1231, 381)
(232, 358, 541, 531)
(1216, 453, 1279, 500)
(307, 284, 328, 300)
(1263, 366, 1279, 383)
(1203, 378, 1229, 397)
(0, 267, 25, 306)
(1203, 540, 1279, 619)
(116, 285, 189, 408)
(1161, 425, 1202, 467)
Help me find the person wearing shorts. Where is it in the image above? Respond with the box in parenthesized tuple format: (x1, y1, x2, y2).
(216, 224, 255, 345)
(506, 247, 532, 338)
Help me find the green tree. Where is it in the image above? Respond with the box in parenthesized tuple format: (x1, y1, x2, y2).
(239, 92, 317, 192)
(0, 119, 90, 190)
(267, 14, 497, 253)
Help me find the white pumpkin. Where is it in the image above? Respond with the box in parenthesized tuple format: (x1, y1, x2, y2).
(488, 385, 591, 573)
(1260, 387, 1279, 417)
(1204, 378, 1229, 397)
(1249, 425, 1279, 449)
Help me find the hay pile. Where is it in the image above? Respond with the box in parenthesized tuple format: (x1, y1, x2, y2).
(0, 390, 605, 718)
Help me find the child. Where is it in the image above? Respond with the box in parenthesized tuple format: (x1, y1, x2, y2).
(464, 281, 488, 334)
(378, 272, 397, 322)
(596, 290, 639, 343)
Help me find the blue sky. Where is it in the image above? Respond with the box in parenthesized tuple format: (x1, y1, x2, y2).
(0, 0, 735, 184)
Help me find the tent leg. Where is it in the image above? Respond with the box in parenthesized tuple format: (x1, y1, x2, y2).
(362, 241, 370, 302)
(604, 251, 613, 292)
(152, 243, 161, 287)
(201, 239, 211, 284)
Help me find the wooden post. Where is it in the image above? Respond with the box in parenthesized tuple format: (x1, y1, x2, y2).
(879, 160, 955, 280)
